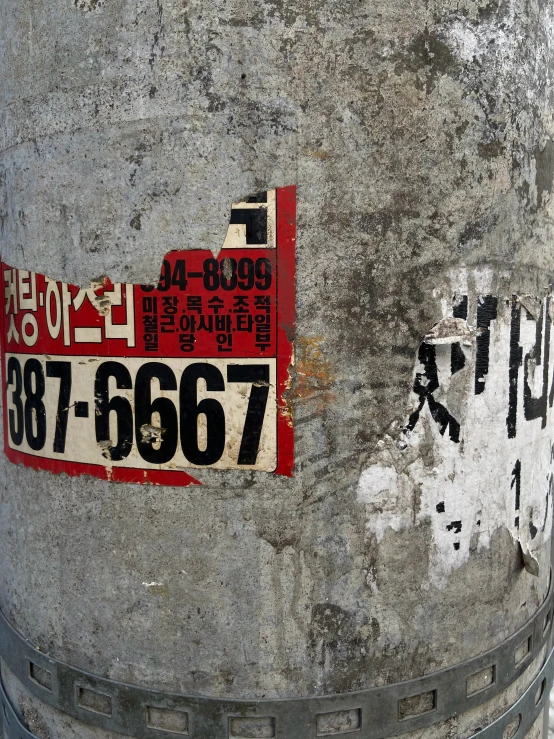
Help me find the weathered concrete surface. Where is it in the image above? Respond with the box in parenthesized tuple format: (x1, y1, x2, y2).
(1, 0, 554, 737)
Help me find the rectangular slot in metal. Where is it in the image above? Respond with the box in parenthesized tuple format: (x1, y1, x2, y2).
(467, 664, 496, 696)
(398, 690, 437, 720)
(146, 706, 189, 735)
(316, 708, 361, 736)
(76, 685, 112, 716)
(503, 713, 521, 739)
(28, 660, 53, 692)
(514, 635, 532, 667)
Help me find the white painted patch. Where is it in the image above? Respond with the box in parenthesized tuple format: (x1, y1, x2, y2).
(357, 465, 413, 543)
(358, 287, 554, 586)
(447, 19, 511, 67)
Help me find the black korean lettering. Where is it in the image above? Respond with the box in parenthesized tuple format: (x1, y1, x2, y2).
(94, 361, 133, 460)
(180, 363, 225, 465)
(135, 363, 178, 464)
(524, 297, 550, 428)
(451, 295, 467, 375)
(203, 259, 220, 291)
(227, 364, 270, 464)
(238, 258, 254, 290)
(23, 358, 47, 451)
(255, 258, 272, 291)
(512, 459, 521, 529)
(507, 298, 522, 439)
(405, 342, 460, 442)
(475, 295, 498, 394)
(46, 361, 72, 454)
(207, 296, 224, 314)
(7, 356, 24, 446)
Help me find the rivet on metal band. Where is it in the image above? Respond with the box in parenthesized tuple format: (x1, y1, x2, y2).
(0, 581, 552, 739)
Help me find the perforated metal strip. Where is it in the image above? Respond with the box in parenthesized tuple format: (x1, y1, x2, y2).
(0, 584, 552, 739)
(1, 650, 553, 739)
(467, 647, 554, 739)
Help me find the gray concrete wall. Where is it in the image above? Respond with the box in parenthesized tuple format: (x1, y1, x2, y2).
(1, 0, 554, 736)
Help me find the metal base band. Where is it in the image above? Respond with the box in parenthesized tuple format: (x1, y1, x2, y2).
(1, 649, 553, 739)
(0, 583, 552, 739)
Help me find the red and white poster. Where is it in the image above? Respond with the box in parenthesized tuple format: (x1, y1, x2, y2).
(0, 187, 295, 486)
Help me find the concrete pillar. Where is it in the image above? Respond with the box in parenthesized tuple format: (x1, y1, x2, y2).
(0, 0, 554, 737)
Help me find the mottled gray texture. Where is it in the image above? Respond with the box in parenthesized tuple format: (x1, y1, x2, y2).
(1, 0, 554, 737)
(1, 0, 554, 287)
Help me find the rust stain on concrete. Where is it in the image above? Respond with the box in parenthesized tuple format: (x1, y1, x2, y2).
(294, 337, 335, 411)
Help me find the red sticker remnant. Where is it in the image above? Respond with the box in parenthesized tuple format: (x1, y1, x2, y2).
(0, 186, 296, 485)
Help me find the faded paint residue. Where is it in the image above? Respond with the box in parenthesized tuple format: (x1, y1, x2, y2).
(72, 276, 118, 317)
(424, 317, 473, 345)
(140, 423, 165, 446)
(295, 337, 335, 412)
(142, 581, 168, 596)
(74, 0, 105, 10)
(357, 465, 413, 542)
(305, 149, 328, 160)
(280, 351, 295, 429)
(358, 282, 554, 586)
